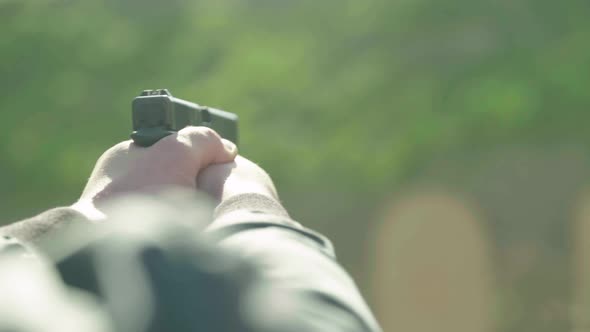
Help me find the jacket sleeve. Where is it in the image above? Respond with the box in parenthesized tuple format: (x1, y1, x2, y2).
(0, 194, 382, 331)
(206, 193, 382, 332)
(0, 207, 88, 246)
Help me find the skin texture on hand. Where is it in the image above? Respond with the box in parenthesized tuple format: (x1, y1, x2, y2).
(71, 127, 237, 221)
(197, 155, 279, 202)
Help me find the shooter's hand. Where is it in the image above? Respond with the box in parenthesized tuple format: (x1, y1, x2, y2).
(72, 127, 237, 220)
(197, 155, 278, 202)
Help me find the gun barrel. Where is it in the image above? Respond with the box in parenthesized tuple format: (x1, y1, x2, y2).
(131, 89, 238, 147)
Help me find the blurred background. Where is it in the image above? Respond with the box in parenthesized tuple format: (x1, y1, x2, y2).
(1, 0, 589, 331)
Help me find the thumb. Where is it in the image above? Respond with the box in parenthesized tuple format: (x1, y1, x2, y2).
(219, 138, 238, 162)
(177, 126, 238, 168)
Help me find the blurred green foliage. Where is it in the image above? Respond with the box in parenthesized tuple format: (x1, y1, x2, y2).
(1, 0, 589, 331)
(1, 0, 589, 216)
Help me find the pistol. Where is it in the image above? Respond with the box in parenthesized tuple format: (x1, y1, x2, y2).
(130, 89, 238, 147)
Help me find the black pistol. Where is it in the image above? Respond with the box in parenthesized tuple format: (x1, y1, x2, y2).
(131, 89, 238, 147)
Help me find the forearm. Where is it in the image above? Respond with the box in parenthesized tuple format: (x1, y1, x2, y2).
(0, 207, 88, 246)
(206, 193, 382, 332)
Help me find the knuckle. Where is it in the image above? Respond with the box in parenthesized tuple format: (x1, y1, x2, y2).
(180, 126, 221, 142)
(106, 140, 132, 155)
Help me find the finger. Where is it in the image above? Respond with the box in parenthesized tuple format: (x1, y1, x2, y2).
(220, 139, 238, 161)
(177, 126, 238, 168)
(92, 140, 135, 175)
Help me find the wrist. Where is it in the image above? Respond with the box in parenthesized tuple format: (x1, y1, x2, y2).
(220, 180, 278, 202)
(70, 200, 107, 222)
